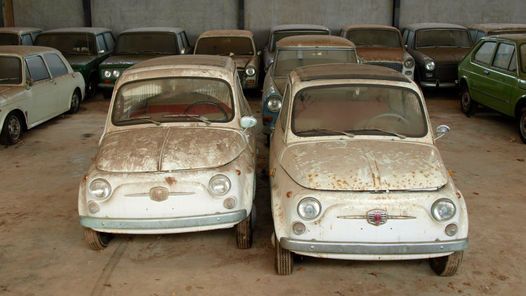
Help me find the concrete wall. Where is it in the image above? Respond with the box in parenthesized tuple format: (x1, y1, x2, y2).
(91, 0, 239, 43)
(13, 0, 84, 29)
(245, 0, 393, 47)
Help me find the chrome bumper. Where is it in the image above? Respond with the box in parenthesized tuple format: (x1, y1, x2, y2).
(280, 238, 468, 255)
(80, 210, 247, 230)
(420, 81, 458, 88)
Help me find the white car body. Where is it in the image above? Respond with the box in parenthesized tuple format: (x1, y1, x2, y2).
(269, 64, 468, 264)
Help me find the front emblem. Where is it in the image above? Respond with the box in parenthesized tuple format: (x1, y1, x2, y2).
(367, 209, 387, 226)
(149, 186, 169, 202)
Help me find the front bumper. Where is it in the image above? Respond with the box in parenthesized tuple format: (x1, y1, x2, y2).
(420, 80, 458, 88)
(80, 209, 247, 234)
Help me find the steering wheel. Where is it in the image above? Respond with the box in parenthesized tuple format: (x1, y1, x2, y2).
(184, 101, 228, 120)
(364, 113, 410, 128)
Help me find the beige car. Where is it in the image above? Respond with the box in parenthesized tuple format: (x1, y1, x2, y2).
(194, 30, 260, 89)
(0, 46, 85, 145)
(0, 27, 42, 45)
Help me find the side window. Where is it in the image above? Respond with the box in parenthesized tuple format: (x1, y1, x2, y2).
(492, 43, 515, 70)
(25, 56, 50, 82)
(236, 76, 251, 116)
(44, 53, 68, 77)
(407, 31, 415, 48)
(476, 31, 485, 42)
(103, 32, 115, 51)
(21, 34, 33, 45)
(181, 32, 190, 49)
(402, 29, 408, 45)
(474, 41, 496, 64)
(508, 51, 517, 72)
(176, 34, 184, 53)
(96, 35, 107, 53)
(280, 85, 291, 132)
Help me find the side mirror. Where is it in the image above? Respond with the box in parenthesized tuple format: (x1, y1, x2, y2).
(434, 124, 450, 140)
(240, 116, 257, 129)
(98, 49, 105, 54)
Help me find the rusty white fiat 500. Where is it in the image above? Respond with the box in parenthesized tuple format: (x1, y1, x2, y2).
(78, 55, 257, 250)
(269, 63, 468, 276)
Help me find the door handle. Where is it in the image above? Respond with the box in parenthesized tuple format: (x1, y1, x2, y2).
(483, 70, 490, 75)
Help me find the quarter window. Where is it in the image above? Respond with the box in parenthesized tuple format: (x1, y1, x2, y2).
(474, 41, 496, 64)
(521, 44, 526, 73)
(44, 53, 68, 77)
(96, 35, 107, 52)
(25, 56, 50, 82)
(103, 33, 115, 50)
(492, 43, 515, 70)
(21, 34, 33, 45)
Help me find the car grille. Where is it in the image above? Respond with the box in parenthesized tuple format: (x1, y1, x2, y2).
(435, 64, 458, 82)
(367, 62, 403, 72)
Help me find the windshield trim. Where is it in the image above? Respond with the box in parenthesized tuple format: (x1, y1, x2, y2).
(111, 76, 236, 127)
(289, 83, 429, 139)
(415, 28, 472, 49)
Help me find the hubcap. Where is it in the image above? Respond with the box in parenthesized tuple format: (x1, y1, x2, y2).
(461, 92, 470, 110)
(7, 116, 21, 140)
(72, 93, 80, 110)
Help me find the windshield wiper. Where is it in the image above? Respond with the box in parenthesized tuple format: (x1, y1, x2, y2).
(118, 116, 161, 126)
(162, 114, 211, 125)
(296, 128, 355, 138)
(344, 128, 406, 139)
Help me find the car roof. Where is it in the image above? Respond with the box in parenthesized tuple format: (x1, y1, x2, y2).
(404, 23, 468, 31)
(121, 27, 185, 34)
(41, 27, 111, 35)
(127, 55, 235, 72)
(0, 45, 59, 57)
(487, 33, 526, 43)
(292, 63, 410, 83)
(341, 24, 399, 32)
(277, 35, 355, 48)
(198, 30, 253, 38)
(270, 24, 330, 33)
(469, 23, 526, 33)
(0, 27, 41, 35)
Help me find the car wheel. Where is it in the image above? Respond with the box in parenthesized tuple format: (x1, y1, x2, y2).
(429, 251, 463, 276)
(0, 112, 23, 145)
(275, 234, 293, 275)
(519, 107, 526, 144)
(83, 228, 113, 250)
(87, 76, 97, 98)
(235, 206, 254, 249)
(68, 90, 81, 114)
(460, 85, 476, 117)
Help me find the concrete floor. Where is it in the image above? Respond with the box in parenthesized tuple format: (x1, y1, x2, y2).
(0, 91, 525, 296)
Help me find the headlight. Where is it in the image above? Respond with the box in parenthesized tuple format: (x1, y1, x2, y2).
(208, 174, 231, 196)
(297, 197, 321, 220)
(112, 70, 121, 78)
(88, 178, 112, 200)
(431, 198, 456, 221)
(103, 70, 112, 78)
(425, 60, 436, 71)
(404, 58, 415, 68)
(267, 96, 282, 112)
(245, 67, 256, 77)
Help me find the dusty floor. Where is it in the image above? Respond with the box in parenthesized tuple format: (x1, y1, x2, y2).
(0, 90, 525, 296)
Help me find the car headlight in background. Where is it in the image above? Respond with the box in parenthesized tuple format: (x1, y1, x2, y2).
(431, 198, 456, 221)
(404, 58, 415, 68)
(425, 60, 436, 71)
(112, 70, 121, 78)
(297, 197, 321, 220)
(88, 178, 112, 200)
(103, 70, 112, 78)
(208, 174, 231, 196)
(245, 66, 256, 77)
(266, 96, 282, 112)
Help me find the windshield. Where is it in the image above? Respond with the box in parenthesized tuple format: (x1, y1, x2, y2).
(292, 85, 427, 138)
(115, 33, 177, 54)
(271, 30, 329, 50)
(346, 29, 401, 48)
(521, 44, 526, 73)
(112, 77, 234, 126)
(36, 33, 95, 55)
(0, 33, 19, 45)
(274, 49, 357, 77)
(0, 56, 21, 84)
(416, 29, 472, 48)
(195, 37, 254, 56)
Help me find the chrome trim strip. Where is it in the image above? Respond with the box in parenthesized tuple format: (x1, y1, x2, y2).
(337, 215, 416, 220)
(280, 238, 468, 255)
(124, 192, 195, 197)
(80, 210, 247, 230)
(420, 81, 457, 88)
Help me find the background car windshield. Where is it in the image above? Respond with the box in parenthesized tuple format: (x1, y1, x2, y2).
(0, 56, 21, 84)
(347, 30, 401, 48)
(274, 49, 357, 76)
(272, 30, 328, 49)
(416, 29, 472, 48)
(521, 44, 526, 72)
(36, 33, 95, 55)
(115, 33, 177, 54)
(0, 33, 19, 45)
(195, 37, 254, 56)
(112, 78, 234, 125)
(292, 85, 427, 137)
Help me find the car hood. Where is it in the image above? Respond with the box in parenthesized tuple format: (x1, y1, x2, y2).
(281, 140, 448, 191)
(273, 76, 287, 95)
(233, 56, 253, 69)
(0, 86, 25, 105)
(356, 47, 403, 62)
(64, 55, 98, 67)
(100, 55, 160, 68)
(96, 127, 246, 173)
(417, 48, 471, 64)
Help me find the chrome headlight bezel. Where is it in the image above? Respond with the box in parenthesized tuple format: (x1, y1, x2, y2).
(208, 174, 231, 196)
(103, 70, 112, 78)
(404, 58, 415, 68)
(425, 60, 436, 71)
(431, 198, 456, 221)
(88, 178, 112, 200)
(266, 96, 282, 112)
(297, 197, 322, 220)
(245, 66, 256, 77)
(112, 70, 121, 78)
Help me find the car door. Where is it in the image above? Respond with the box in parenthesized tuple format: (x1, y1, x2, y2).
(25, 55, 59, 124)
(467, 41, 497, 107)
(44, 53, 72, 112)
(484, 42, 518, 115)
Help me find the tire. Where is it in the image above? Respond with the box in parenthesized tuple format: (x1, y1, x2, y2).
(83, 228, 113, 250)
(102, 89, 113, 100)
(519, 107, 526, 144)
(274, 234, 293, 275)
(86, 76, 97, 98)
(68, 90, 81, 114)
(429, 251, 463, 276)
(235, 206, 254, 249)
(460, 85, 476, 117)
(0, 112, 23, 145)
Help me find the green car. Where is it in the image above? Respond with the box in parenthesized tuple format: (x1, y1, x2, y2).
(35, 27, 114, 98)
(98, 27, 192, 98)
(458, 34, 526, 143)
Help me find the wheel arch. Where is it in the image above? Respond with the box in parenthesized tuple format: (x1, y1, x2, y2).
(2, 108, 28, 131)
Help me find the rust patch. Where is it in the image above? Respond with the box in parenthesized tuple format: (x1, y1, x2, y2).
(235, 169, 241, 176)
(286, 191, 292, 198)
(165, 176, 177, 186)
